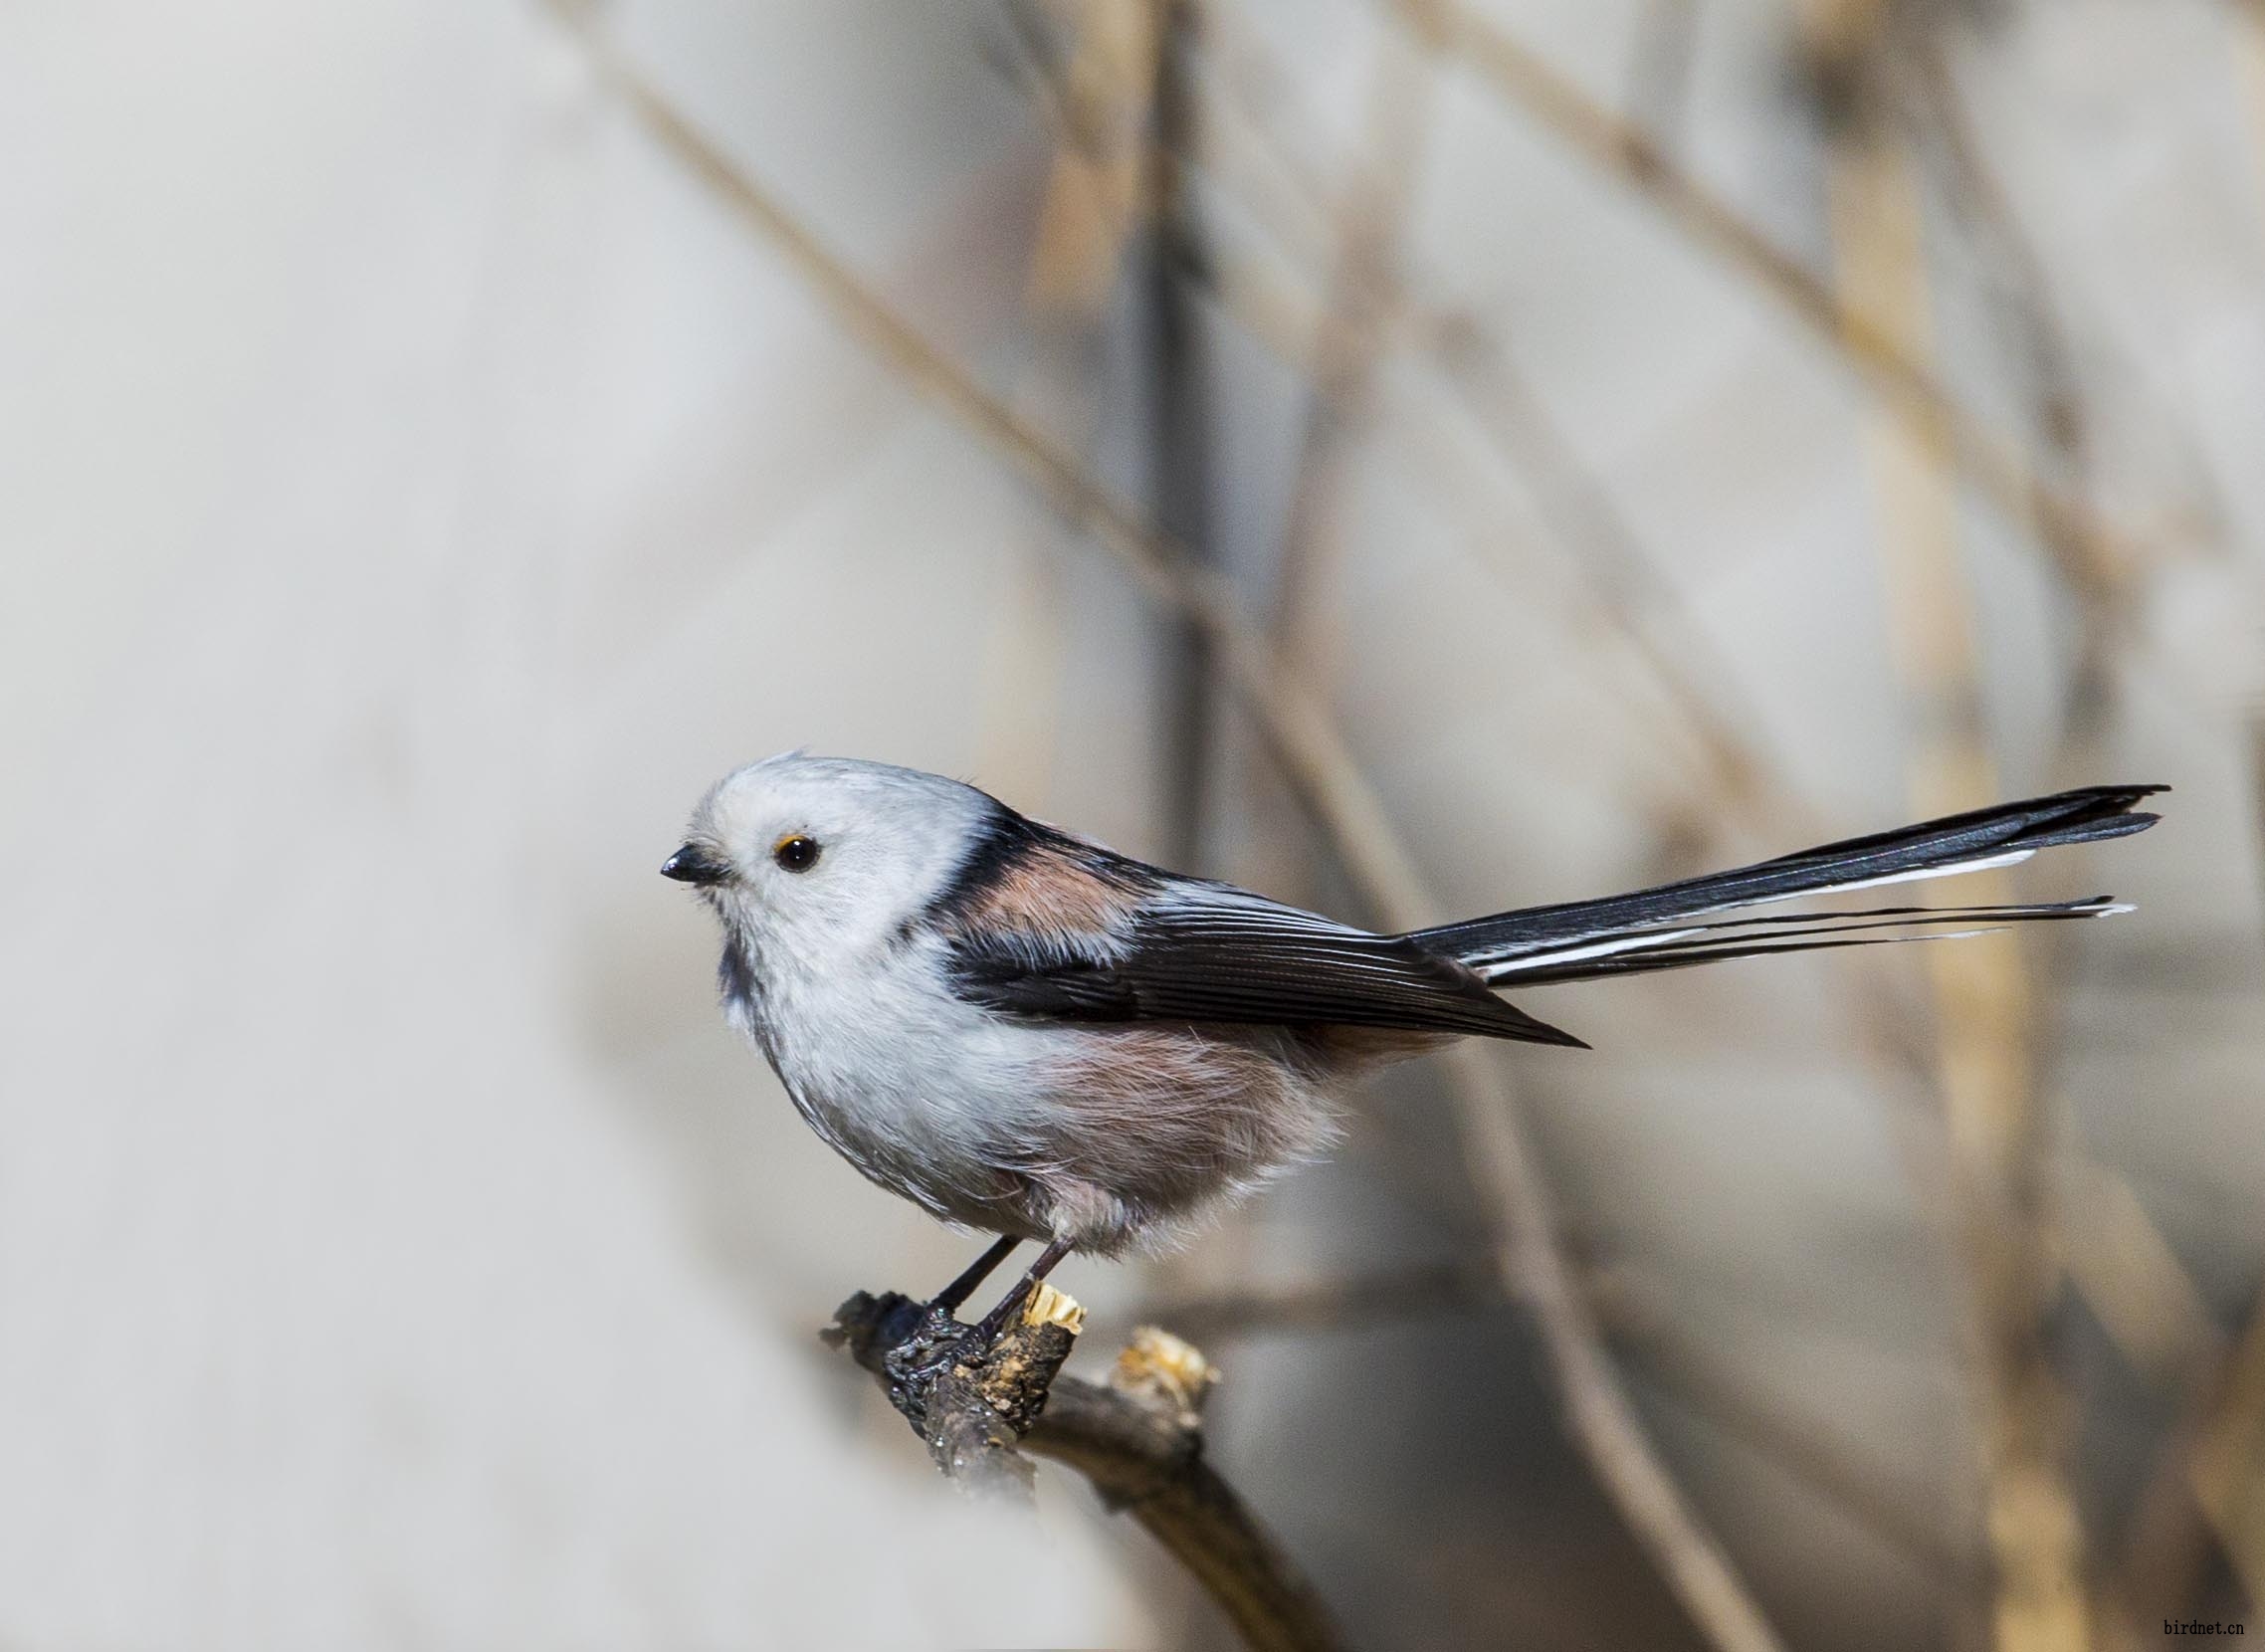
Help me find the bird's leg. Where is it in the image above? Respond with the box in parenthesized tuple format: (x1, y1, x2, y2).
(930, 1234, 1020, 1317)
(876, 1239, 1072, 1397)
(966, 1237, 1074, 1347)
(869, 1235, 1025, 1396)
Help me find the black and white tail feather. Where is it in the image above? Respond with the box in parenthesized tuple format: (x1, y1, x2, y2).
(1406, 784, 2162, 1012)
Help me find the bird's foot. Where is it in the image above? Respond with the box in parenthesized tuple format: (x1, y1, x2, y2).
(818, 1290, 1011, 1418)
(879, 1301, 992, 1408)
(825, 1282, 1086, 1444)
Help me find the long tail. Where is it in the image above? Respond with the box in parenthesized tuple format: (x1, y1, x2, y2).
(1405, 784, 2164, 989)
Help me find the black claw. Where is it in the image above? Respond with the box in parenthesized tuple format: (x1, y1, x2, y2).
(875, 1306, 1004, 1421)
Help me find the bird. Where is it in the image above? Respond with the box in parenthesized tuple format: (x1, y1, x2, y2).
(663, 752, 2162, 1347)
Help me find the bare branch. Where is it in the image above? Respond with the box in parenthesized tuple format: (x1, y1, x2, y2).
(826, 1293, 1348, 1652)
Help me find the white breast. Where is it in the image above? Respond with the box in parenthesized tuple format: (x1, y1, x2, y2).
(732, 929, 1060, 1235)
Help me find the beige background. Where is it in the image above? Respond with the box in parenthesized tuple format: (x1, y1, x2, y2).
(3, 0, 2262, 1647)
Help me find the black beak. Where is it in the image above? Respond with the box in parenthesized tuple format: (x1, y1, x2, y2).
(660, 843, 730, 886)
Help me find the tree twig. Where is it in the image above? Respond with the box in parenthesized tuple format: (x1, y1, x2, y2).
(826, 1291, 1348, 1652)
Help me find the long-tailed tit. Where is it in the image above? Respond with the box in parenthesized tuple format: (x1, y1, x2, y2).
(663, 753, 2162, 1342)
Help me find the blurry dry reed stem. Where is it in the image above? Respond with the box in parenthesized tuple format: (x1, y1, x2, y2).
(1625, 0, 1702, 148)
(1421, 328, 1784, 813)
(1200, 11, 2219, 1635)
(1891, 36, 2127, 838)
(2117, 719, 2265, 1623)
(2179, 1219, 2265, 1606)
(975, 0, 1161, 807)
(1039, 10, 2209, 1631)
(1002, 0, 1216, 868)
(1265, 0, 1440, 678)
(1115, 0, 1235, 1388)
(1129, 1258, 1503, 1342)
(1132, 1260, 1969, 1585)
(1211, 74, 2229, 1651)
(2119, 1271, 2265, 1631)
(551, 10, 1788, 1649)
(1289, 18, 2190, 1626)
(1241, 0, 1441, 915)
(2207, 54, 2265, 1624)
(1018, 4, 1288, 909)
(1139, 0, 1219, 875)
(1175, 16, 2208, 1419)
(1417, 0, 2141, 610)
(2170, 14, 2265, 1613)
(1905, 23, 2229, 571)
(1444, 1048, 1790, 1652)
(1882, 33, 2231, 1515)
(1802, 32, 2090, 1650)
(1011, 0, 1160, 313)
(1885, 26, 2115, 990)
(1168, 9, 1789, 815)
(2059, 1155, 2221, 1386)
(1598, 1272, 1975, 1588)
(1895, 39, 2089, 476)
(1886, 21, 2250, 1639)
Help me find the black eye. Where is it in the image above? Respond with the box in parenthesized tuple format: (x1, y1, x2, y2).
(771, 834, 821, 873)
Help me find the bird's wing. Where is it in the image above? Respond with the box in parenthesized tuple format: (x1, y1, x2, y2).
(941, 882, 1585, 1047)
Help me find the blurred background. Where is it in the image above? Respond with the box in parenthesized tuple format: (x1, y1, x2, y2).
(5, 0, 2264, 1647)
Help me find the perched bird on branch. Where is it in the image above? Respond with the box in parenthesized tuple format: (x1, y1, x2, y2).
(663, 752, 2162, 1350)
